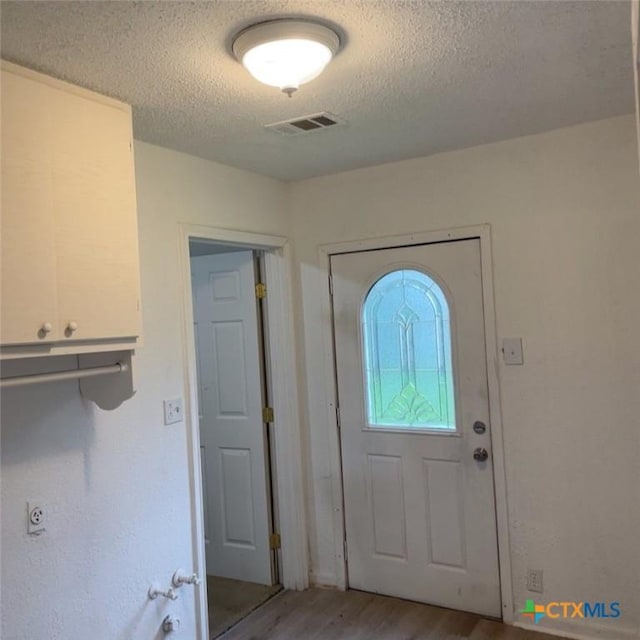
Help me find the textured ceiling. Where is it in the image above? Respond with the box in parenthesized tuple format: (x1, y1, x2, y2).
(0, 1, 634, 181)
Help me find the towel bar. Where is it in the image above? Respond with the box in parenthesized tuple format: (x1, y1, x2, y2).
(0, 361, 128, 389)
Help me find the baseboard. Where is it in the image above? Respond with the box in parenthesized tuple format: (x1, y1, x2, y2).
(310, 571, 342, 590)
(514, 619, 639, 640)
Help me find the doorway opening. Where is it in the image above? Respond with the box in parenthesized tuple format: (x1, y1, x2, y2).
(189, 239, 282, 638)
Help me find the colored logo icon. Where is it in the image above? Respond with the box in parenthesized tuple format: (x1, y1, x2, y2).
(520, 599, 621, 624)
(520, 599, 546, 624)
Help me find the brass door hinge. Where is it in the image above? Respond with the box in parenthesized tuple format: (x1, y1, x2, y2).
(269, 532, 281, 550)
(262, 406, 274, 423)
(255, 283, 267, 299)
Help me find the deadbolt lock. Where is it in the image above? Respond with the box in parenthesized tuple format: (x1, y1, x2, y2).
(473, 421, 486, 434)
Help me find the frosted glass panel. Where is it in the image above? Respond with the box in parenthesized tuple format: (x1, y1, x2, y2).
(362, 270, 456, 430)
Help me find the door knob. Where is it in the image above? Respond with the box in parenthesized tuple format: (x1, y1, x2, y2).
(473, 447, 489, 462)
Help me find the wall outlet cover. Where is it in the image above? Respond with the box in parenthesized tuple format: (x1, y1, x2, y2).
(27, 502, 46, 536)
(527, 568, 543, 593)
(163, 398, 184, 425)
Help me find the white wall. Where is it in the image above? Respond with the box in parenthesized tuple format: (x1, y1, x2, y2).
(290, 115, 640, 640)
(0, 141, 288, 640)
(3, 116, 639, 640)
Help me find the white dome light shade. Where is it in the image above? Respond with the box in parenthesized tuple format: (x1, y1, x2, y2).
(233, 20, 340, 96)
(242, 39, 332, 92)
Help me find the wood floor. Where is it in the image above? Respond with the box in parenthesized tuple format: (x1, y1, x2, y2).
(220, 588, 565, 640)
(208, 575, 282, 638)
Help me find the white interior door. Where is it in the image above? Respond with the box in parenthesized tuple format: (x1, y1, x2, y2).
(331, 239, 501, 617)
(192, 250, 273, 585)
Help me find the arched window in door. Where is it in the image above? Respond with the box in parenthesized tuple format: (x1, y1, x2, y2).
(362, 269, 456, 430)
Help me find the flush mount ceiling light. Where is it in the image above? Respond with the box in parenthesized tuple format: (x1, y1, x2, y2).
(232, 19, 340, 97)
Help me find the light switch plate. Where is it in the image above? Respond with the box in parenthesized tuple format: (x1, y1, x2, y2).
(502, 338, 524, 365)
(163, 398, 184, 425)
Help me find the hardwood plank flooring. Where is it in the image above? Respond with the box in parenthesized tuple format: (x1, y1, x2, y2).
(208, 575, 282, 638)
(220, 588, 566, 640)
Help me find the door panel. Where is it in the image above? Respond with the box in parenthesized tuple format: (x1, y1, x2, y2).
(219, 448, 256, 547)
(51, 86, 140, 341)
(368, 454, 407, 559)
(0, 70, 58, 344)
(192, 251, 272, 585)
(211, 321, 248, 415)
(331, 239, 501, 617)
(424, 459, 465, 568)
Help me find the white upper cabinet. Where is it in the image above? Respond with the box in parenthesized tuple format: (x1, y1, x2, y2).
(1, 61, 142, 357)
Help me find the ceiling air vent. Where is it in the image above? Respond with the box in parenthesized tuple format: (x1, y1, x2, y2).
(265, 112, 346, 136)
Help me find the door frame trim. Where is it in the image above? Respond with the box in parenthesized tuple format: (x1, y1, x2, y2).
(178, 223, 309, 639)
(318, 224, 514, 623)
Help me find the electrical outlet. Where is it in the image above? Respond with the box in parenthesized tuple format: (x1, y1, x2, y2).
(527, 568, 543, 593)
(163, 398, 184, 425)
(27, 502, 46, 536)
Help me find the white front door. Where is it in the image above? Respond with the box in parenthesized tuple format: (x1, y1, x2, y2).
(331, 239, 501, 617)
(191, 250, 273, 585)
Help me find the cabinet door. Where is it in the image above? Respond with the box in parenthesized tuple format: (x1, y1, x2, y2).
(50, 89, 141, 341)
(1, 71, 59, 345)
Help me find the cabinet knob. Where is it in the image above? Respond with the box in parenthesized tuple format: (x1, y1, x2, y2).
(66, 321, 78, 335)
(38, 322, 53, 338)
